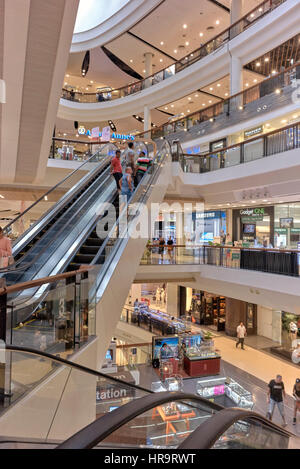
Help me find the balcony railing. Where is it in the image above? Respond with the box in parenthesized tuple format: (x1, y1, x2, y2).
(60, 0, 286, 104)
(140, 244, 300, 278)
(179, 121, 300, 173)
(137, 62, 300, 141)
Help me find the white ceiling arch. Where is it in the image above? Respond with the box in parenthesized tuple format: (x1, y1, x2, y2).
(71, 0, 164, 53)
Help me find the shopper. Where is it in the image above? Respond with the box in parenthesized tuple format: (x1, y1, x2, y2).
(236, 322, 247, 350)
(110, 150, 123, 192)
(70, 89, 75, 101)
(267, 375, 287, 427)
(120, 167, 134, 201)
(0, 227, 12, 268)
(135, 151, 152, 186)
(167, 236, 174, 262)
(123, 142, 136, 174)
(158, 237, 165, 262)
(293, 378, 300, 425)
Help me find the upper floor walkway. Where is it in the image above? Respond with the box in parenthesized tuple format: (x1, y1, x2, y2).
(58, 0, 299, 121)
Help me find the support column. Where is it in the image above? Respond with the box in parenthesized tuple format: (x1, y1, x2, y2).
(144, 52, 153, 88)
(176, 209, 184, 244)
(230, 0, 244, 24)
(143, 105, 151, 138)
(230, 55, 243, 96)
(131, 284, 142, 303)
(166, 284, 179, 317)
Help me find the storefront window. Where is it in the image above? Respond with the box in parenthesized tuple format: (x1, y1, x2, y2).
(274, 203, 300, 248)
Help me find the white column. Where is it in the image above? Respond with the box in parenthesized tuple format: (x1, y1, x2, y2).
(143, 105, 151, 136)
(176, 209, 184, 244)
(131, 284, 142, 303)
(144, 52, 153, 89)
(166, 284, 179, 317)
(230, 0, 244, 24)
(230, 55, 243, 96)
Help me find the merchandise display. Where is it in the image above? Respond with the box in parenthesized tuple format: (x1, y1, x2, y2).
(197, 377, 254, 410)
(132, 302, 187, 335)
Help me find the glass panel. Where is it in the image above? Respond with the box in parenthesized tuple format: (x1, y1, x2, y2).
(100, 399, 215, 448)
(0, 348, 148, 442)
(212, 418, 290, 449)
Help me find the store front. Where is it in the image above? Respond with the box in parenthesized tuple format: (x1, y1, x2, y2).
(191, 210, 226, 244)
(233, 206, 274, 246)
(274, 203, 300, 248)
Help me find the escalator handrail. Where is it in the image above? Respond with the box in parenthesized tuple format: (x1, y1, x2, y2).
(5, 344, 152, 395)
(56, 391, 223, 449)
(4, 143, 117, 237)
(178, 407, 295, 449)
(0, 157, 115, 277)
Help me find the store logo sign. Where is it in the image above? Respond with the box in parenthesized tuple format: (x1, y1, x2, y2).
(78, 125, 86, 135)
(240, 208, 265, 217)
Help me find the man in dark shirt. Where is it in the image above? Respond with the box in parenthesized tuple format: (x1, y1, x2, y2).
(267, 375, 287, 427)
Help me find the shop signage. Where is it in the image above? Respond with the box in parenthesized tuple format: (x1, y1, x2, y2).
(195, 211, 222, 219)
(211, 140, 225, 151)
(96, 371, 135, 402)
(77, 125, 135, 141)
(240, 207, 265, 222)
(275, 228, 287, 234)
(291, 228, 300, 233)
(244, 126, 263, 139)
(101, 126, 111, 142)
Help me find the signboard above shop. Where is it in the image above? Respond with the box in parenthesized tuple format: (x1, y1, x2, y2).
(240, 207, 265, 223)
(77, 125, 135, 141)
(244, 126, 263, 139)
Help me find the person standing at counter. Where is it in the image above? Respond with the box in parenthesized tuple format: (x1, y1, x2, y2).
(236, 322, 247, 350)
(167, 236, 174, 262)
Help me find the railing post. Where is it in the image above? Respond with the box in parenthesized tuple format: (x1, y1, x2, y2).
(74, 274, 81, 346)
(0, 292, 7, 343)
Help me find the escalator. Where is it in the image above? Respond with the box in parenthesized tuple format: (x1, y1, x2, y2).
(3, 143, 119, 286)
(0, 345, 298, 450)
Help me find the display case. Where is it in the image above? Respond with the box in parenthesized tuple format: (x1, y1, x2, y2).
(225, 378, 254, 409)
(196, 377, 254, 410)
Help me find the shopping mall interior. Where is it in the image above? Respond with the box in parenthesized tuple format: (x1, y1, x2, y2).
(0, 0, 299, 451)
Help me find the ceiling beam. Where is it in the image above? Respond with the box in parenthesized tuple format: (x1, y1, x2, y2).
(127, 31, 177, 62)
(207, 0, 230, 13)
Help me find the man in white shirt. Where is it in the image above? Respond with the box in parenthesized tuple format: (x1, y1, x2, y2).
(236, 322, 247, 350)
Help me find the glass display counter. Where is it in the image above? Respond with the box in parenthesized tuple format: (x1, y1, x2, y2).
(196, 377, 254, 410)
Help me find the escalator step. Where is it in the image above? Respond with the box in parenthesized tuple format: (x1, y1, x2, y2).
(80, 246, 100, 254)
(73, 254, 94, 263)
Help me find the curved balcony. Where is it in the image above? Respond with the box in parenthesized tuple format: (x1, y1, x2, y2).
(58, 0, 297, 121)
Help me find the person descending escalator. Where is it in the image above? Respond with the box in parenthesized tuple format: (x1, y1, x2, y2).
(119, 166, 134, 201)
(110, 149, 123, 192)
(135, 151, 152, 187)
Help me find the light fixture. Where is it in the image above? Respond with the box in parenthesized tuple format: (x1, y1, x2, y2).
(174, 49, 177, 53)
(250, 13, 255, 18)
(245, 83, 249, 87)
(183, 24, 187, 29)
(199, 32, 204, 37)
(265, 123, 270, 127)
(208, 100, 212, 103)
(293, 114, 298, 119)
(251, 200, 256, 204)
(272, 70, 276, 74)
(216, 20, 220, 25)
(143, 69, 146, 73)
(187, 109, 190, 112)
(160, 41, 164, 45)
(188, 97, 192, 100)
(253, 79, 257, 83)
(281, 119, 287, 124)
(256, 62, 261, 67)
(275, 88, 281, 94)
(225, 92, 228, 96)
(0, 195, 4, 199)
(66, 74, 70, 78)
(217, 83, 221, 87)
(195, 94, 199, 97)
(160, 58, 163, 62)
(64, 82, 68, 86)
(185, 41, 189, 46)
(164, 106, 168, 110)
(239, 105, 243, 110)
(130, 59, 133, 63)
(171, 104, 174, 108)
(202, 103, 205, 106)
(264, 57, 269, 62)
(209, 87, 213, 91)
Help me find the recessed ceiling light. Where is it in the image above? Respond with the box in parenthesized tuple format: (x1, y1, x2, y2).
(250, 13, 255, 18)
(183, 24, 187, 29)
(216, 20, 220, 25)
(265, 123, 270, 127)
(251, 200, 256, 203)
(130, 59, 133, 63)
(171, 104, 174, 108)
(160, 41, 164, 45)
(263, 199, 268, 202)
(256, 62, 261, 67)
(188, 97, 192, 100)
(164, 107, 168, 110)
(64, 82, 68, 86)
(185, 41, 189, 46)
(209, 100, 212, 103)
(275, 88, 281, 94)
(272, 70, 276, 74)
(44, 196, 48, 201)
(174, 49, 177, 53)
(202, 103, 205, 106)
(209, 87, 213, 91)
(66, 74, 70, 78)
(143, 69, 146, 73)
(187, 109, 190, 112)
(160, 58, 163, 62)
(245, 83, 249, 87)
(195, 94, 199, 97)
(0, 195, 4, 199)
(217, 83, 221, 87)
(281, 119, 287, 123)
(90, 80, 94, 84)
(253, 79, 258, 83)
(199, 32, 204, 37)
(264, 57, 269, 62)
(225, 92, 228, 96)
(293, 114, 298, 118)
